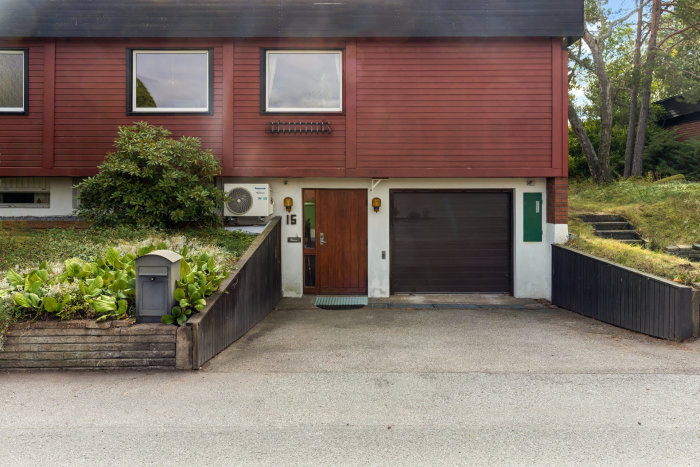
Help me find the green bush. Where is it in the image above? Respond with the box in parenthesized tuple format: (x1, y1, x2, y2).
(75, 122, 226, 227)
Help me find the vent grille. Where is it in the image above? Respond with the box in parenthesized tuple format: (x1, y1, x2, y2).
(226, 187, 254, 215)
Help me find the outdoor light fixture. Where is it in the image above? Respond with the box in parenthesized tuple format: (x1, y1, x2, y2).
(283, 197, 293, 212)
(371, 197, 381, 212)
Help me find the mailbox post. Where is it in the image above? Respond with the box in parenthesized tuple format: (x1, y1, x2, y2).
(135, 250, 183, 323)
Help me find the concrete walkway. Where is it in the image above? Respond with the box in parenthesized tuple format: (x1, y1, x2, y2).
(1, 297, 700, 465)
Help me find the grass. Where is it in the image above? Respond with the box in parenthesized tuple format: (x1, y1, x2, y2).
(0, 224, 256, 272)
(569, 178, 700, 249)
(568, 178, 700, 286)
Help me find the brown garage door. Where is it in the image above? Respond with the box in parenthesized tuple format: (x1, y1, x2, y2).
(390, 190, 512, 293)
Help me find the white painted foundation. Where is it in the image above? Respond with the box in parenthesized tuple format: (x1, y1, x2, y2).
(225, 177, 568, 300)
(0, 177, 75, 217)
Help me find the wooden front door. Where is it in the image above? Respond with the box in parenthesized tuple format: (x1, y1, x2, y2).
(315, 189, 368, 295)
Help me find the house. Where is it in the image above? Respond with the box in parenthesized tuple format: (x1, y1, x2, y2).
(0, 0, 583, 300)
(655, 95, 700, 141)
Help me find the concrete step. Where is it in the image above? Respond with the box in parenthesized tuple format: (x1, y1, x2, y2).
(595, 230, 643, 240)
(592, 221, 633, 231)
(578, 214, 626, 223)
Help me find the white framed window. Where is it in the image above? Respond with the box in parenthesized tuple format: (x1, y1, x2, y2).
(0, 49, 28, 114)
(265, 50, 342, 113)
(129, 49, 212, 114)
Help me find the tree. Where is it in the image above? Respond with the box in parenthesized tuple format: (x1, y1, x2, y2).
(631, 0, 661, 176)
(568, 0, 699, 183)
(568, 0, 641, 183)
(623, 0, 645, 177)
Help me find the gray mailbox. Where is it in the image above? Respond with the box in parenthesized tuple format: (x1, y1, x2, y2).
(135, 250, 183, 323)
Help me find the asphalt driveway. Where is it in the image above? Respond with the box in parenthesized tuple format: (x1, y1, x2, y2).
(1, 296, 699, 465)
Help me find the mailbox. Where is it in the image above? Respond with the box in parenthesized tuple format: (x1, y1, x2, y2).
(135, 250, 182, 323)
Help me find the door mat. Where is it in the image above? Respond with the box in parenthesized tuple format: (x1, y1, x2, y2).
(314, 296, 368, 310)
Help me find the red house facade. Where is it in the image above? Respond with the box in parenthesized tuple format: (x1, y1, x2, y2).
(0, 0, 583, 299)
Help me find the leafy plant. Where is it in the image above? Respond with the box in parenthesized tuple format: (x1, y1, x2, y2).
(75, 122, 226, 228)
(161, 248, 226, 325)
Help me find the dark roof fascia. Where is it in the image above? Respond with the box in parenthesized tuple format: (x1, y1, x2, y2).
(0, 0, 584, 39)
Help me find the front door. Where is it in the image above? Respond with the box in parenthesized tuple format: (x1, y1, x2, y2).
(305, 189, 367, 295)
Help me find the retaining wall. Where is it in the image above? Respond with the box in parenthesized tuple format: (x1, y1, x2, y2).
(0, 320, 184, 370)
(552, 245, 699, 341)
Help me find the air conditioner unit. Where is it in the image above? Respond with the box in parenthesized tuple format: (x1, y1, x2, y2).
(223, 183, 274, 217)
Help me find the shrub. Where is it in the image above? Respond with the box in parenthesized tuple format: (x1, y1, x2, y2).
(75, 122, 226, 227)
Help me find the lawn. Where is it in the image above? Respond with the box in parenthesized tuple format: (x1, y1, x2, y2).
(567, 178, 700, 286)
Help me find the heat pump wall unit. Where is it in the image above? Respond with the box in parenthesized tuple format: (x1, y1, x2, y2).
(223, 184, 273, 217)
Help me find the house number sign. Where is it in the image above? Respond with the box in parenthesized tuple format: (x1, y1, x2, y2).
(286, 215, 297, 225)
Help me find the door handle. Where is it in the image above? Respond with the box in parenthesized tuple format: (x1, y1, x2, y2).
(320, 232, 326, 245)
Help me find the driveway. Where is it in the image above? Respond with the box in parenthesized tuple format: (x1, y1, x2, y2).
(1, 297, 700, 465)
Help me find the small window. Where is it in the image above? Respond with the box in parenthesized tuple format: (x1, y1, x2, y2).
(0, 192, 50, 207)
(129, 49, 212, 114)
(0, 49, 28, 114)
(265, 50, 342, 113)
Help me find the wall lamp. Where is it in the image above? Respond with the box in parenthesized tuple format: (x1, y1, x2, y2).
(283, 197, 293, 212)
(371, 197, 382, 213)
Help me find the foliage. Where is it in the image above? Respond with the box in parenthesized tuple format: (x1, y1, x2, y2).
(0, 228, 257, 345)
(568, 108, 700, 181)
(75, 122, 226, 228)
(569, 178, 700, 250)
(135, 78, 156, 107)
(569, 0, 699, 182)
(1, 250, 136, 323)
(643, 123, 700, 180)
(160, 248, 227, 325)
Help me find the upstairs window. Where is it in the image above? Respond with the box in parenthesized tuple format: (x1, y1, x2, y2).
(0, 49, 28, 114)
(129, 49, 212, 114)
(264, 50, 342, 113)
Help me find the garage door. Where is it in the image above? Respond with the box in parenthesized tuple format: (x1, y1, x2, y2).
(390, 191, 512, 293)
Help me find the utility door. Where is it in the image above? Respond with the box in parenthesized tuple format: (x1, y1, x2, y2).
(313, 189, 368, 295)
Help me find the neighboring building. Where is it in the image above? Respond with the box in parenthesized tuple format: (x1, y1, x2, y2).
(655, 95, 700, 141)
(0, 0, 583, 299)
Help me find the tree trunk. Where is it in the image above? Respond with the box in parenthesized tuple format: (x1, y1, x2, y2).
(632, 0, 661, 176)
(569, 101, 611, 184)
(623, 0, 644, 177)
(583, 30, 614, 183)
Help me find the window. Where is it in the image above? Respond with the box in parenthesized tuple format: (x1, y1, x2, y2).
(0, 49, 28, 114)
(129, 49, 212, 114)
(0, 192, 49, 207)
(264, 50, 342, 113)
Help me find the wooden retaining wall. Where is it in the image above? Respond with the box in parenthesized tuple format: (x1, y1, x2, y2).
(0, 320, 179, 370)
(189, 217, 281, 369)
(552, 245, 700, 341)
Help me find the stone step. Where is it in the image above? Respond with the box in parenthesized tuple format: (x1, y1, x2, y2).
(618, 239, 646, 246)
(595, 230, 643, 240)
(592, 221, 633, 231)
(578, 214, 627, 223)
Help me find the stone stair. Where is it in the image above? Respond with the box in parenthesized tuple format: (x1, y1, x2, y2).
(664, 244, 700, 262)
(578, 214, 645, 245)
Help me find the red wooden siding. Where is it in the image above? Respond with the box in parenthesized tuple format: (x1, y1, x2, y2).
(53, 39, 223, 172)
(351, 38, 554, 177)
(0, 40, 44, 168)
(0, 37, 568, 178)
(230, 39, 346, 178)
